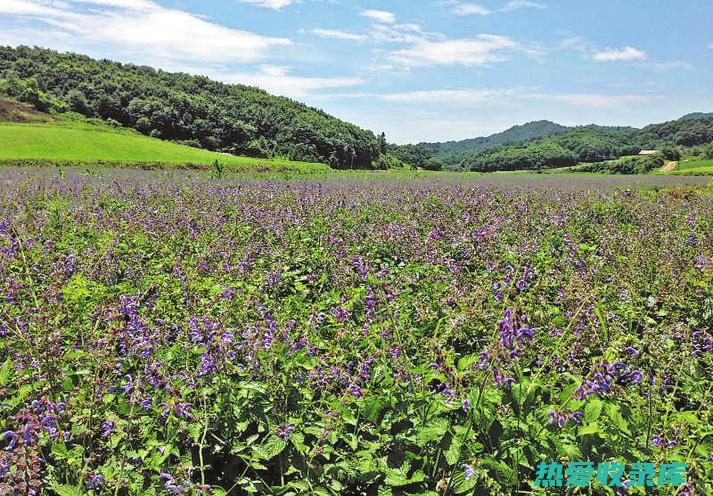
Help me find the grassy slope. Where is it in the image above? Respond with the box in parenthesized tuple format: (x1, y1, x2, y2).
(668, 158, 713, 175)
(0, 109, 328, 172)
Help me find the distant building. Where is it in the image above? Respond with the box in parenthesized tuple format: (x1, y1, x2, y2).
(639, 150, 658, 156)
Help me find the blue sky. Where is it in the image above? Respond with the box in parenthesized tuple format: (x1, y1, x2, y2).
(1, 0, 711, 143)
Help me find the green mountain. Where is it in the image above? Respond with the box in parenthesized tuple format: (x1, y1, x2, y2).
(421, 120, 569, 168)
(418, 112, 713, 172)
(638, 115, 713, 148)
(0, 46, 382, 169)
(678, 112, 713, 121)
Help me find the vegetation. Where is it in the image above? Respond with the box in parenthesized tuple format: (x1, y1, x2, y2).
(416, 116, 713, 173)
(0, 46, 383, 168)
(463, 141, 576, 172)
(419, 120, 569, 169)
(1, 170, 711, 495)
(639, 115, 713, 148)
(576, 154, 666, 175)
(388, 144, 441, 170)
(0, 109, 327, 173)
(669, 159, 713, 176)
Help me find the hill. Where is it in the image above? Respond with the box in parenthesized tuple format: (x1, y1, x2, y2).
(421, 120, 569, 168)
(448, 116, 713, 172)
(678, 112, 713, 121)
(0, 46, 382, 169)
(0, 99, 327, 172)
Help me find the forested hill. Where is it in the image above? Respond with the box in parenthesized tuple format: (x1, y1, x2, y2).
(0, 46, 383, 168)
(396, 114, 713, 171)
(459, 116, 713, 172)
(422, 120, 569, 165)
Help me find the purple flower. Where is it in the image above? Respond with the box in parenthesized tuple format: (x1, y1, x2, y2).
(87, 474, 104, 490)
(276, 423, 295, 440)
(160, 472, 185, 495)
(548, 411, 568, 429)
(623, 346, 639, 357)
(176, 403, 194, 419)
(101, 420, 114, 437)
(348, 384, 363, 398)
(462, 464, 476, 481)
(198, 352, 217, 376)
(462, 398, 471, 412)
(498, 309, 535, 356)
(1, 431, 17, 450)
(330, 306, 351, 323)
(627, 370, 643, 385)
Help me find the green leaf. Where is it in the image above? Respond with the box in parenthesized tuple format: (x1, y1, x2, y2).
(451, 468, 478, 495)
(361, 397, 386, 423)
(605, 403, 632, 436)
(0, 358, 12, 387)
(444, 434, 463, 466)
(594, 304, 609, 343)
(384, 469, 425, 487)
(50, 484, 85, 496)
(254, 436, 286, 461)
(416, 417, 449, 446)
(578, 422, 601, 436)
(481, 458, 516, 485)
(585, 398, 604, 423)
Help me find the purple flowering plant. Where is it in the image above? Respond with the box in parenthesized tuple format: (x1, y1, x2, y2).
(0, 169, 711, 494)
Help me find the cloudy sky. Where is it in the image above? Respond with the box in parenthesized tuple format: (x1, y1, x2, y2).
(1, 0, 711, 143)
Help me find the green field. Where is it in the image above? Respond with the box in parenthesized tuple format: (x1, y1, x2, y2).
(0, 119, 328, 172)
(669, 158, 713, 175)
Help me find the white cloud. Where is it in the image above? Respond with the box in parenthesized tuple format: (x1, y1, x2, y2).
(335, 87, 660, 110)
(311, 10, 435, 45)
(390, 34, 519, 67)
(593, 46, 647, 62)
(550, 93, 659, 108)
(362, 88, 523, 105)
(239, 0, 297, 10)
(311, 29, 369, 41)
(0, 0, 292, 64)
(361, 9, 396, 24)
(217, 65, 364, 98)
(72, 0, 156, 9)
(502, 1, 546, 11)
(640, 61, 692, 72)
(447, 0, 545, 16)
(451, 3, 490, 16)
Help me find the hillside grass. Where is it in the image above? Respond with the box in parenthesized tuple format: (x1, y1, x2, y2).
(0, 116, 328, 173)
(668, 158, 713, 175)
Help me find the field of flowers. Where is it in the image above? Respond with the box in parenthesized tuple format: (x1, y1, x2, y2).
(0, 169, 711, 495)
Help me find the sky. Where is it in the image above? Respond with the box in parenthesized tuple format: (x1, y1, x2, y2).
(0, 0, 712, 143)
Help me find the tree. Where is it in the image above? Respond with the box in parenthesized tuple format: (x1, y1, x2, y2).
(658, 146, 682, 161)
(378, 132, 388, 155)
(703, 143, 713, 160)
(67, 89, 91, 114)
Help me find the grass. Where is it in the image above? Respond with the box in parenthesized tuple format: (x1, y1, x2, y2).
(0, 117, 328, 173)
(668, 158, 713, 175)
